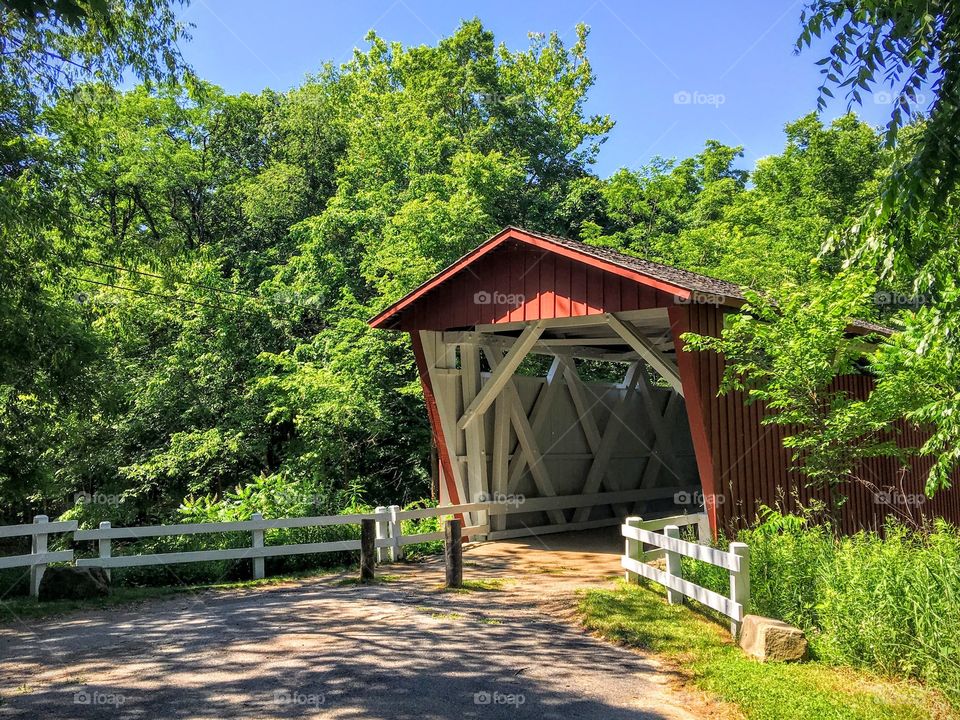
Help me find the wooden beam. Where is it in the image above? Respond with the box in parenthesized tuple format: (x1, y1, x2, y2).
(483, 344, 565, 525)
(505, 356, 564, 491)
(490, 393, 511, 531)
(561, 358, 602, 454)
(447, 330, 637, 362)
(605, 313, 684, 395)
(572, 362, 643, 522)
(473, 307, 670, 334)
(415, 331, 467, 507)
(460, 344, 488, 531)
(457, 321, 544, 430)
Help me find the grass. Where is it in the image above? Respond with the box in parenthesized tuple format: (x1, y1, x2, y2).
(437, 578, 508, 593)
(681, 514, 960, 704)
(578, 581, 956, 720)
(0, 566, 343, 623)
(334, 573, 402, 587)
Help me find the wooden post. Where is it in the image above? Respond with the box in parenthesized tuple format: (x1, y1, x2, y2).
(360, 518, 376, 582)
(664, 525, 683, 605)
(388, 505, 403, 562)
(696, 513, 712, 544)
(444, 519, 462, 589)
(374, 506, 387, 563)
(98, 521, 113, 583)
(251, 513, 265, 580)
(729, 542, 750, 636)
(29, 515, 48, 598)
(624, 516, 642, 583)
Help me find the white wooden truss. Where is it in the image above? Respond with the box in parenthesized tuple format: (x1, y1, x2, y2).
(418, 311, 701, 538)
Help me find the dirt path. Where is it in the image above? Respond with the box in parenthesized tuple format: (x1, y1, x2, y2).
(0, 529, 705, 719)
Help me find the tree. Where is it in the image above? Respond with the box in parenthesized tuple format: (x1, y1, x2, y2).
(796, 1, 960, 492)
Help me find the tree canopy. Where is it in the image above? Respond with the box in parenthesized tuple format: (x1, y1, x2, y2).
(1, 3, 954, 528)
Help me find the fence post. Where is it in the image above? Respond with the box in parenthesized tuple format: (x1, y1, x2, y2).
(664, 525, 683, 605)
(476, 502, 489, 542)
(374, 506, 387, 563)
(696, 513, 712, 544)
(388, 505, 402, 562)
(29, 515, 48, 598)
(360, 518, 376, 582)
(251, 513, 265, 580)
(624, 516, 642, 582)
(98, 521, 113, 583)
(729, 542, 750, 636)
(444, 519, 462, 589)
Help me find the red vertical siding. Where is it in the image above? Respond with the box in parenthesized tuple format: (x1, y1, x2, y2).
(679, 304, 960, 534)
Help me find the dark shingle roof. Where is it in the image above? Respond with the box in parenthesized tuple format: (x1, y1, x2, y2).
(509, 226, 745, 301)
(507, 227, 888, 336)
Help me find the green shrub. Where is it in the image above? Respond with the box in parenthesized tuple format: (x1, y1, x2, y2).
(682, 507, 960, 705)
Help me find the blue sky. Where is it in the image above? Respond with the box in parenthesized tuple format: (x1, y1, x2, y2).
(178, 0, 899, 178)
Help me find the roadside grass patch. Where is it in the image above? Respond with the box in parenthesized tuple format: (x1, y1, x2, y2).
(335, 574, 402, 587)
(436, 578, 508, 593)
(578, 581, 955, 720)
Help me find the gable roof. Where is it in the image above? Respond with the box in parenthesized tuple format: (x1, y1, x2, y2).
(369, 226, 744, 330)
(512, 226, 745, 301)
(368, 225, 889, 336)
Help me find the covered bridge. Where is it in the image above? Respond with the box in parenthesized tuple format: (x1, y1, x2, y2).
(370, 226, 960, 537)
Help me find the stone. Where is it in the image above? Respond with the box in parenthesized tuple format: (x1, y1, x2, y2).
(38, 566, 110, 602)
(738, 614, 808, 662)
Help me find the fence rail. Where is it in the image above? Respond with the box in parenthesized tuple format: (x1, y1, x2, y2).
(621, 514, 749, 635)
(0, 516, 78, 596)
(1, 504, 490, 597)
(2, 503, 713, 602)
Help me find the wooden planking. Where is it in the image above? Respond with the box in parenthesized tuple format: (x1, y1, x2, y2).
(488, 517, 622, 540)
(500, 486, 693, 514)
(678, 303, 960, 534)
(394, 502, 492, 521)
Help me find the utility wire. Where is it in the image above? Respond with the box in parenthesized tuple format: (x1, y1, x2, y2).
(68, 276, 248, 314)
(77, 258, 260, 300)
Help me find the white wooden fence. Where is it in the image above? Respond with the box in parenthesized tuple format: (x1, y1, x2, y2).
(621, 513, 750, 635)
(0, 516, 78, 596)
(0, 504, 489, 597)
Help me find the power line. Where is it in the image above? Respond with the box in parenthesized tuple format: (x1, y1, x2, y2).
(68, 276, 248, 314)
(77, 258, 259, 300)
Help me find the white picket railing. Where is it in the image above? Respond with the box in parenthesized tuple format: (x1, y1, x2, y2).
(621, 513, 750, 635)
(0, 516, 78, 596)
